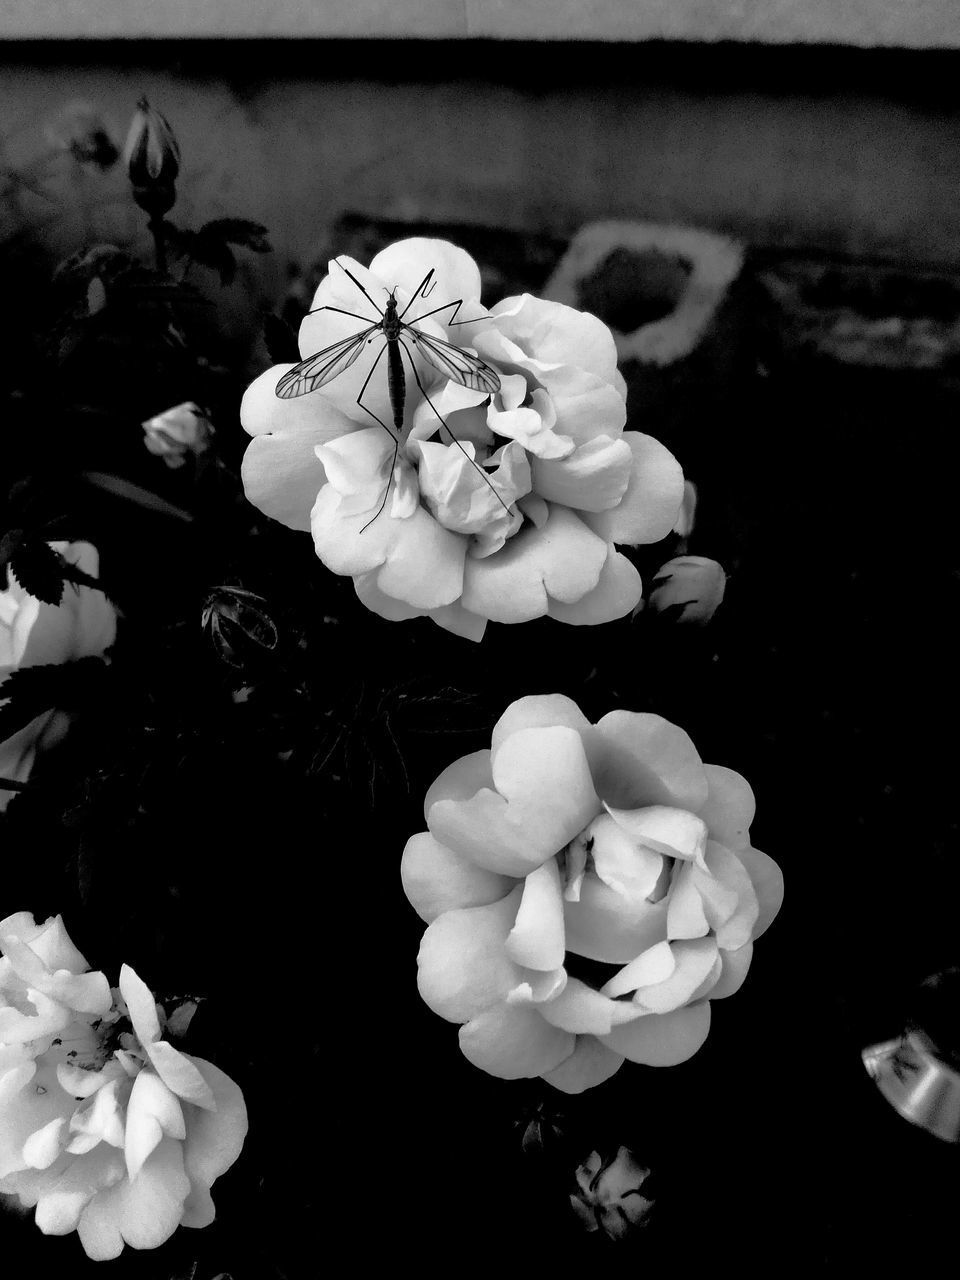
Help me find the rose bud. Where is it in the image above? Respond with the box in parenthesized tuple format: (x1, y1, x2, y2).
(142, 402, 213, 468)
(569, 1146, 654, 1240)
(123, 97, 180, 215)
(647, 555, 726, 624)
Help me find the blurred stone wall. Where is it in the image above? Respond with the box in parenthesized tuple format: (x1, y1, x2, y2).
(2, 40, 958, 339)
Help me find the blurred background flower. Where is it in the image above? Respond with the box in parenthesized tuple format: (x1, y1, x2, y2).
(142, 401, 214, 469)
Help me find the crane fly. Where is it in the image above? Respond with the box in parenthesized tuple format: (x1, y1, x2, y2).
(275, 259, 509, 531)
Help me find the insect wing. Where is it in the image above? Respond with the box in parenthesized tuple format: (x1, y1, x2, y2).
(403, 325, 501, 395)
(275, 325, 380, 399)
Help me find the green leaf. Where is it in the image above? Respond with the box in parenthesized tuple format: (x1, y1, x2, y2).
(1, 537, 108, 605)
(262, 312, 300, 364)
(200, 217, 272, 253)
(7, 539, 66, 605)
(0, 659, 107, 740)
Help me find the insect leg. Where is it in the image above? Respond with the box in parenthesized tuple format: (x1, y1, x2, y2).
(352, 339, 396, 439)
(334, 260, 386, 316)
(305, 303, 382, 324)
(399, 339, 511, 516)
(406, 297, 470, 326)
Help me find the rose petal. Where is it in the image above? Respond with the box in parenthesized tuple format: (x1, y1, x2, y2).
(459, 506, 609, 622)
(370, 239, 484, 328)
(240, 365, 358, 531)
(401, 831, 516, 923)
(735, 846, 784, 938)
(505, 860, 565, 971)
(144, 1042, 216, 1112)
(458, 1002, 575, 1079)
(78, 1137, 190, 1258)
(600, 1001, 712, 1066)
(564, 875, 669, 964)
(605, 804, 708, 865)
(591, 711, 709, 811)
(583, 432, 684, 546)
(542, 1036, 625, 1093)
(633, 938, 719, 1014)
(118, 965, 161, 1048)
(489, 294, 622, 387)
(0, 913, 90, 977)
(429, 727, 600, 877)
(537, 978, 644, 1035)
(709, 942, 754, 1000)
(23, 1117, 67, 1170)
(125, 1071, 186, 1180)
(699, 765, 756, 850)
(588, 813, 665, 901)
(352, 574, 488, 642)
(601, 940, 676, 999)
(703, 842, 759, 949)
(530, 434, 633, 512)
(666, 862, 711, 940)
(490, 694, 594, 770)
(423, 749, 493, 819)
(179, 1056, 248, 1227)
(547, 548, 642, 625)
(33, 1144, 125, 1242)
(416, 888, 523, 1022)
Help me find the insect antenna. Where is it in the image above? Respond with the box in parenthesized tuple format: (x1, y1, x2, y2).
(399, 339, 512, 517)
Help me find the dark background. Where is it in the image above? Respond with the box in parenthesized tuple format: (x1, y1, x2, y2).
(2, 36, 960, 1278)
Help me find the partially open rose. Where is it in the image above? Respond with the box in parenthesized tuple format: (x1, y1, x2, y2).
(402, 695, 783, 1093)
(241, 239, 683, 641)
(0, 913, 247, 1259)
(0, 542, 116, 811)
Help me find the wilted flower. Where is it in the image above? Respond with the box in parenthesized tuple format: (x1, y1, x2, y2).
(201, 586, 278, 667)
(0, 913, 247, 1260)
(44, 100, 118, 169)
(403, 694, 783, 1092)
(0, 542, 116, 811)
(142, 402, 213, 468)
(123, 97, 180, 216)
(241, 238, 684, 641)
(569, 1146, 654, 1240)
(647, 555, 726, 624)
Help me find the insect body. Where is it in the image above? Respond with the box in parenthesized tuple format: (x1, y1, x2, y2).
(276, 260, 507, 528)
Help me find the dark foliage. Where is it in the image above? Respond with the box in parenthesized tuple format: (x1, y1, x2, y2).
(2, 143, 959, 1280)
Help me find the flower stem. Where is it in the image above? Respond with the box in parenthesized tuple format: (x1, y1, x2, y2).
(149, 216, 167, 275)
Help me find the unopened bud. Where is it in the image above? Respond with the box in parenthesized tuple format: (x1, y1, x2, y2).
(647, 555, 726, 624)
(142, 402, 213, 468)
(123, 97, 180, 215)
(569, 1146, 654, 1240)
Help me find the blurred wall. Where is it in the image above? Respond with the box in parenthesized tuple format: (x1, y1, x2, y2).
(2, 40, 959, 328)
